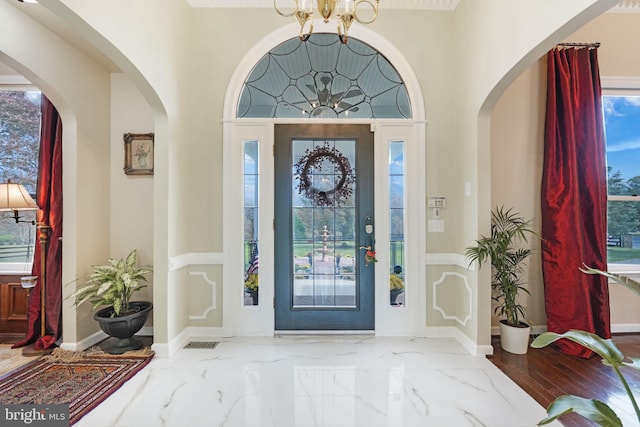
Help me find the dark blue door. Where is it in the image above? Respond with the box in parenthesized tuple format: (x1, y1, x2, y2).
(275, 124, 375, 330)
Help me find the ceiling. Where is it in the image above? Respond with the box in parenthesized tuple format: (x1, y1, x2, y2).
(2, 0, 639, 80)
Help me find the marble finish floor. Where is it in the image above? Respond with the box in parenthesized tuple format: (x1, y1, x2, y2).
(0, 344, 35, 377)
(75, 336, 560, 427)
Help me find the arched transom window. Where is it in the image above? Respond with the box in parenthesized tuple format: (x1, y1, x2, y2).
(237, 33, 411, 119)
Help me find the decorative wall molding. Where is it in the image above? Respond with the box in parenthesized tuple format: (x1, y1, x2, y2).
(172, 252, 472, 270)
(0, 75, 33, 86)
(609, 0, 640, 13)
(169, 252, 224, 271)
(186, 1, 640, 12)
(432, 271, 472, 326)
(188, 272, 217, 320)
(601, 76, 640, 90)
(425, 252, 471, 269)
(187, 0, 460, 10)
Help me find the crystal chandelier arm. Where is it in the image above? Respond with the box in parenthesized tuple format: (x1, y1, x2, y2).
(295, 8, 314, 41)
(337, 13, 354, 44)
(273, 0, 379, 43)
(318, 0, 338, 22)
(274, 0, 299, 17)
(353, 0, 379, 25)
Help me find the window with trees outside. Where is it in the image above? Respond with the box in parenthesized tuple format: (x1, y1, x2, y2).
(604, 93, 640, 270)
(243, 140, 259, 306)
(0, 90, 41, 273)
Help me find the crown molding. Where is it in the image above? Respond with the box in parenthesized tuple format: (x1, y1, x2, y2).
(0, 75, 33, 86)
(187, 0, 460, 10)
(187, 0, 640, 13)
(610, 0, 640, 12)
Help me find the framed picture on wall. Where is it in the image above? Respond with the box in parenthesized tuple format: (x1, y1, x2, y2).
(124, 133, 154, 175)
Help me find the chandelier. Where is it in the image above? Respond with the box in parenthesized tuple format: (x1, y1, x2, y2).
(274, 0, 380, 44)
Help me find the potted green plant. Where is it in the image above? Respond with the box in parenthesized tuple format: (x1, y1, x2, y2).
(69, 249, 153, 354)
(465, 206, 536, 354)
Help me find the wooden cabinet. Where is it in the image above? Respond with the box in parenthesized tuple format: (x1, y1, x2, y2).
(0, 275, 30, 334)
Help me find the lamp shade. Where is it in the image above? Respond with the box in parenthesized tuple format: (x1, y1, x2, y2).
(0, 181, 38, 211)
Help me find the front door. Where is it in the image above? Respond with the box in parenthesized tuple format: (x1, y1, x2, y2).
(274, 124, 375, 331)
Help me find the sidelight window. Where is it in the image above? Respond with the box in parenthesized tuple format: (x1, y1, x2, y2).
(389, 141, 405, 306)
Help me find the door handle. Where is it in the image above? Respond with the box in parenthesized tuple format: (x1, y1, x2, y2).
(360, 216, 376, 266)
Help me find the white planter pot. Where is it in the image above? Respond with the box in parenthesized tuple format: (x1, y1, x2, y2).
(499, 320, 531, 354)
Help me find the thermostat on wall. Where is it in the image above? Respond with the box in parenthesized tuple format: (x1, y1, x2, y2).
(428, 196, 446, 208)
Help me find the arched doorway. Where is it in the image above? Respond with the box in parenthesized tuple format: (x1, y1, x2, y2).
(222, 23, 426, 336)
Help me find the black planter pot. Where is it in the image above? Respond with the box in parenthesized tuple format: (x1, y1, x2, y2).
(94, 301, 152, 354)
(246, 288, 258, 305)
(390, 289, 404, 305)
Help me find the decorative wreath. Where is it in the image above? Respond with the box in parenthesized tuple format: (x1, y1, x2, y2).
(294, 142, 355, 207)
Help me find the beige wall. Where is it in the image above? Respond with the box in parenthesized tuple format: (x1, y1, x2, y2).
(0, 0, 113, 344)
(110, 73, 155, 309)
(452, 0, 616, 345)
(491, 62, 546, 328)
(491, 11, 640, 330)
(1, 0, 626, 353)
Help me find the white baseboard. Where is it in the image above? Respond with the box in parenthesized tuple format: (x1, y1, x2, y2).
(611, 323, 640, 334)
(60, 326, 154, 353)
(149, 342, 170, 358)
(60, 330, 107, 352)
(135, 323, 640, 359)
(454, 329, 493, 357)
(153, 326, 226, 357)
(276, 330, 375, 335)
(491, 323, 640, 336)
(424, 326, 493, 356)
(491, 324, 547, 337)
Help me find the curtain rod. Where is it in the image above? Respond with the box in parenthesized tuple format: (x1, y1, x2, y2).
(557, 42, 601, 48)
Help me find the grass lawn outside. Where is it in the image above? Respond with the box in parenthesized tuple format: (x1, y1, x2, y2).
(608, 247, 640, 264)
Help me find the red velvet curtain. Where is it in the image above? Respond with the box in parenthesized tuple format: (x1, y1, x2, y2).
(13, 94, 63, 350)
(541, 46, 610, 358)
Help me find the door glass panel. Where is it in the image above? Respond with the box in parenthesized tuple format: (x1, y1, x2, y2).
(292, 139, 357, 308)
(389, 141, 405, 306)
(244, 141, 259, 306)
(237, 33, 411, 119)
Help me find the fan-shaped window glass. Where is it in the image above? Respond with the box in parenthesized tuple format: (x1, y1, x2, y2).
(237, 34, 411, 119)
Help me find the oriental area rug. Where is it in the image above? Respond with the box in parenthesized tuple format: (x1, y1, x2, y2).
(0, 347, 153, 425)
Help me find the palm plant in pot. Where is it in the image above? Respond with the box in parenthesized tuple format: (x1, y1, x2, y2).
(465, 206, 537, 354)
(69, 249, 153, 354)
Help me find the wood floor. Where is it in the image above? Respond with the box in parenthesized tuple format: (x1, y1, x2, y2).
(0, 333, 24, 345)
(488, 334, 640, 427)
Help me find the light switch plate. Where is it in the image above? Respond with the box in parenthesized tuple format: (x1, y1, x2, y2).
(428, 219, 444, 232)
